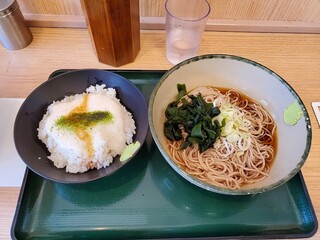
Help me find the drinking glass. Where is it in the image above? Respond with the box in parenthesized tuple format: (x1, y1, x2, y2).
(165, 0, 211, 64)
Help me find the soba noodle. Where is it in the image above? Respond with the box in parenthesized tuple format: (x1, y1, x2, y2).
(166, 86, 276, 190)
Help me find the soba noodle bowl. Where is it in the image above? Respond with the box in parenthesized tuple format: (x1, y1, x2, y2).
(165, 86, 276, 190)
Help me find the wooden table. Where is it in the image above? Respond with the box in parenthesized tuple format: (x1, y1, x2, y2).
(0, 28, 319, 239)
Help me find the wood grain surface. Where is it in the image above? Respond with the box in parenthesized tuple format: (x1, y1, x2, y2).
(17, 0, 320, 21)
(16, 0, 320, 33)
(0, 28, 319, 239)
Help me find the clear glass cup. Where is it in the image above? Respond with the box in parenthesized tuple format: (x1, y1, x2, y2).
(165, 0, 211, 65)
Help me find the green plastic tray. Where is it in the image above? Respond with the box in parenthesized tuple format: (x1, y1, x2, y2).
(11, 70, 318, 239)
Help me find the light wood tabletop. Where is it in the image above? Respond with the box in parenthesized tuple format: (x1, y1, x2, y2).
(0, 28, 319, 239)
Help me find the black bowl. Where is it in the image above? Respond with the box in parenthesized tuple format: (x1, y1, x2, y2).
(14, 69, 148, 183)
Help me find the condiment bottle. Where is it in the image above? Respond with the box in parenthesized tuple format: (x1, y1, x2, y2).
(81, 0, 140, 67)
(0, 0, 33, 50)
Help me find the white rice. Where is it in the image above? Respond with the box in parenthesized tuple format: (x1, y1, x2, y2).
(37, 84, 136, 173)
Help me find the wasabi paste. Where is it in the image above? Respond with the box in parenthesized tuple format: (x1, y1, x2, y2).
(284, 100, 303, 125)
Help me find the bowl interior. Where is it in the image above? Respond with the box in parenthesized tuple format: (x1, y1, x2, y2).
(149, 54, 311, 194)
(14, 69, 148, 183)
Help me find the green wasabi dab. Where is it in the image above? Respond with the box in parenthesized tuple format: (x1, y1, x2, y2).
(284, 100, 303, 126)
(120, 141, 141, 162)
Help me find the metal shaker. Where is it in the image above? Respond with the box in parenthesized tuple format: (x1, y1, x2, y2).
(0, 0, 33, 50)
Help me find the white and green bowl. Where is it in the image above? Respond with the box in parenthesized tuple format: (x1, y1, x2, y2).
(149, 54, 312, 195)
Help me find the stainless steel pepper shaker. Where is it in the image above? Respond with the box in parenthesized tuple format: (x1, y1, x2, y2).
(0, 0, 32, 50)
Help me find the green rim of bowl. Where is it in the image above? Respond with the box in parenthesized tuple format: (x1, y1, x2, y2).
(148, 54, 312, 195)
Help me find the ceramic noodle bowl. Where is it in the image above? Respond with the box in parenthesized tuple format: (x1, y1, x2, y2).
(148, 54, 312, 195)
